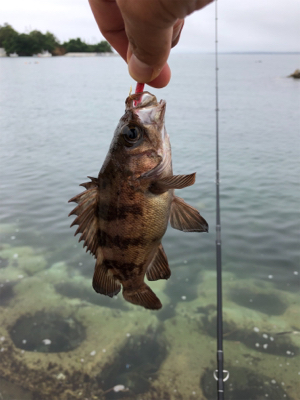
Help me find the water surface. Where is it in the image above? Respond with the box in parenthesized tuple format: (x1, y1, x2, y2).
(0, 53, 299, 400)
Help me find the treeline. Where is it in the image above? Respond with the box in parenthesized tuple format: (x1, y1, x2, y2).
(0, 23, 112, 56)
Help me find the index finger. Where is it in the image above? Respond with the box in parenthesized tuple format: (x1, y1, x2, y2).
(88, 0, 171, 88)
(89, 0, 128, 61)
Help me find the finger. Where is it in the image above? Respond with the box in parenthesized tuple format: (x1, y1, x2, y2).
(89, 0, 170, 88)
(171, 19, 184, 48)
(117, 0, 212, 83)
(146, 20, 183, 88)
(118, 0, 176, 82)
(147, 63, 171, 88)
(88, 0, 128, 61)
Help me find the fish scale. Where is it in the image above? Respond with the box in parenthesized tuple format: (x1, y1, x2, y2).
(69, 91, 208, 310)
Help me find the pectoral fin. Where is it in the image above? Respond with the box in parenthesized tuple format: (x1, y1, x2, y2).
(150, 173, 196, 194)
(93, 259, 121, 297)
(68, 176, 99, 256)
(146, 244, 171, 281)
(170, 196, 209, 232)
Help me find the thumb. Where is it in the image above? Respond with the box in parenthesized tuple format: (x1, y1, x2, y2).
(126, 19, 184, 83)
(117, 0, 182, 83)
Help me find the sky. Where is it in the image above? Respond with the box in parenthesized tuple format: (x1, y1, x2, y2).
(1, 0, 299, 53)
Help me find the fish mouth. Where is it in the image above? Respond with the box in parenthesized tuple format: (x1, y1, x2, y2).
(126, 91, 159, 109)
(126, 92, 166, 127)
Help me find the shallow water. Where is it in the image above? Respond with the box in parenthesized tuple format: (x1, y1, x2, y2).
(0, 53, 299, 399)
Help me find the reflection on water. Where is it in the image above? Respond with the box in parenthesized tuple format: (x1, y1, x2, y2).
(0, 54, 299, 399)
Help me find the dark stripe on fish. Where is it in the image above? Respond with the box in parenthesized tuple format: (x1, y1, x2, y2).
(98, 229, 144, 250)
(98, 203, 143, 221)
(102, 259, 144, 280)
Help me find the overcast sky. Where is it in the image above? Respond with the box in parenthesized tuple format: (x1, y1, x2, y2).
(1, 0, 299, 52)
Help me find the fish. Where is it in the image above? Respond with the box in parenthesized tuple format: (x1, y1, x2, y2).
(68, 91, 208, 310)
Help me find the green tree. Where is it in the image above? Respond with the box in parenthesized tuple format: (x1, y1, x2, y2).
(43, 31, 60, 52)
(92, 40, 112, 53)
(0, 23, 112, 55)
(28, 30, 59, 54)
(0, 23, 18, 47)
(28, 30, 45, 54)
(0, 23, 18, 54)
(11, 33, 38, 56)
(63, 38, 89, 53)
(63, 38, 112, 53)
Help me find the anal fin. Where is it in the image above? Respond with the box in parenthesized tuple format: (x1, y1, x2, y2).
(146, 244, 171, 281)
(170, 196, 209, 232)
(93, 259, 121, 298)
(150, 173, 196, 194)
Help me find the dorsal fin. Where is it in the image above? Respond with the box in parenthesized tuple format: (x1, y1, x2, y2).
(68, 176, 99, 256)
(170, 196, 209, 232)
(146, 244, 171, 281)
(93, 258, 121, 297)
(80, 176, 99, 189)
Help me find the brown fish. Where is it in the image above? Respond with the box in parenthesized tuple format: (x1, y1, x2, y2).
(68, 91, 208, 310)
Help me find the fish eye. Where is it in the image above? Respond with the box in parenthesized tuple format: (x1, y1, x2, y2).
(121, 125, 143, 146)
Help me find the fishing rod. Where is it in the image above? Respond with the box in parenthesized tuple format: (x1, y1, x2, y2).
(213, 0, 229, 399)
(133, 14, 229, 394)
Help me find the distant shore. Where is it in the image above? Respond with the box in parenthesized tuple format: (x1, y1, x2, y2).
(64, 52, 118, 57)
(0, 48, 119, 58)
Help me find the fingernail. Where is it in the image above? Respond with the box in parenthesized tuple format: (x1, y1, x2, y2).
(128, 54, 154, 83)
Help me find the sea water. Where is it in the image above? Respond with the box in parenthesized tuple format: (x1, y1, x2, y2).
(0, 53, 299, 399)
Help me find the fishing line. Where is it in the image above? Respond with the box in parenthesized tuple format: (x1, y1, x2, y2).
(213, 0, 229, 399)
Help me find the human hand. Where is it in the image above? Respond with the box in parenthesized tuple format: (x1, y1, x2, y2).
(89, 0, 213, 88)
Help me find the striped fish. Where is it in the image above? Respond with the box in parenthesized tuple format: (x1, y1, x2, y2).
(69, 91, 208, 310)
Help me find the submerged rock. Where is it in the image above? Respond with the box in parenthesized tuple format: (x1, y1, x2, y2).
(0, 245, 47, 280)
(201, 366, 292, 400)
(0, 257, 9, 269)
(98, 326, 167, 398)
(54, 281, 129, 311)
(0, 281, 16, 306)
(9, 311, 86, 353)
(229, 287, 288, 315)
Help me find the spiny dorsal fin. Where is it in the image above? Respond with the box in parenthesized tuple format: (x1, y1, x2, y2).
(68, 176, 99, 256)
(123, 283, 162, 310)
(93, 259, 121, 297)
(146, 244, 171, 281)
(150, 173, 196, 194)
(170, 196, 209, 233)
(80, 176, 98, 190)
(68, 176, 98, 204)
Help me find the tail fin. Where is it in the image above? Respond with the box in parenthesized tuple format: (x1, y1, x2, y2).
(123, 283, 162, 310)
